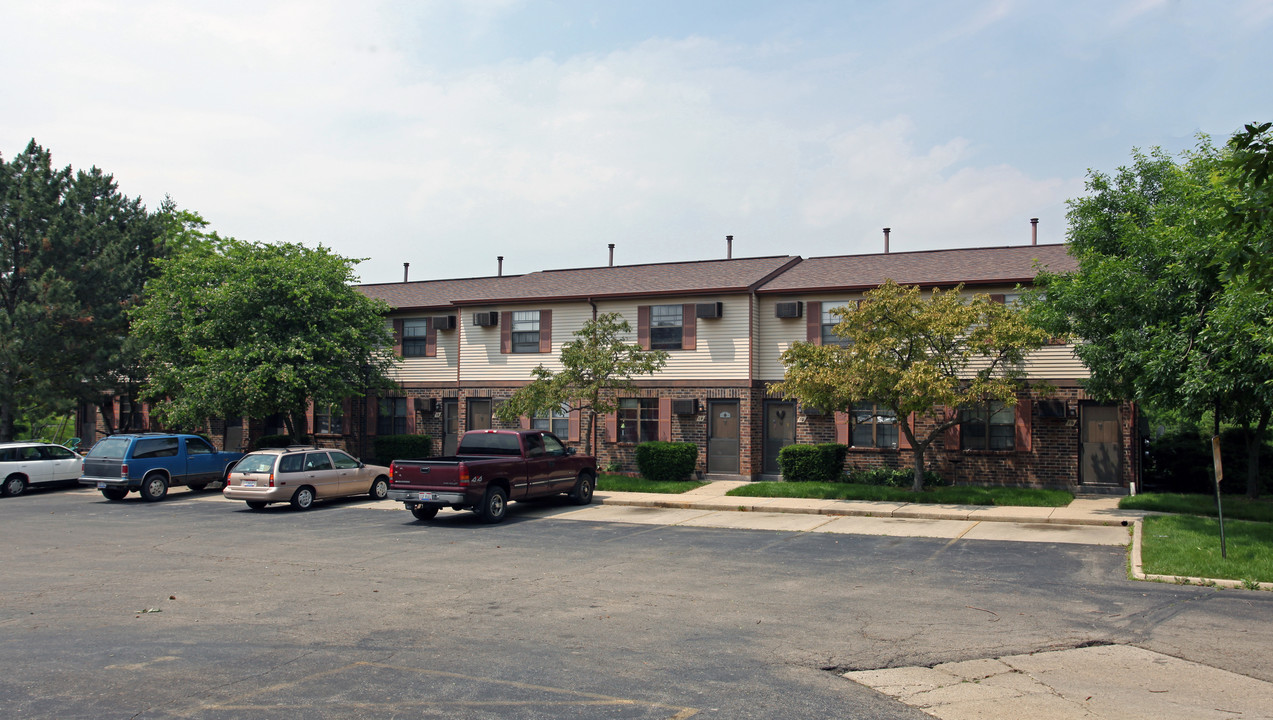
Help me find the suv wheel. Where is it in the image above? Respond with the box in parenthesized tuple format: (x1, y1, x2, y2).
(291, 486, 315, 511)
(139, 474, 169, 502)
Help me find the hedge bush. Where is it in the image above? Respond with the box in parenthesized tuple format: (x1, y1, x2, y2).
(255, 434, 312, 449)
(846, 466, 948, 487)
(778, 443, 848, 482)
(1144, 428, 1271, 496)
(635, 441, 698, 481)
(373, 435, 434, 465)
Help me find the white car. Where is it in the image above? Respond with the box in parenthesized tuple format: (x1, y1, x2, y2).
(0, 442, 84, 497)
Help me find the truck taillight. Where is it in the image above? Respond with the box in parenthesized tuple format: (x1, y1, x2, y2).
(459, 465, 470, 486)
(120, 463, 129, 478)
(389, 461, 396, 483)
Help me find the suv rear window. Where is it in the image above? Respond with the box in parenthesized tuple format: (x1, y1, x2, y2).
(133, 438, 180, 459)
(87, 438, 131, 459)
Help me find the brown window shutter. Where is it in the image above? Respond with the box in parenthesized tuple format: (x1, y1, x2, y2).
(392, 319, 404, 355)
(520, 416, 531, 430)
(306, 400, 315, 433)
(1015, 399, 1032, 452)
(605, 411, 618, 443)
(500, 311, 512, 354)
(806, 301, 821, 344)
(406, 398, 417, 435)
(425, 317, 437, 357)
(834, 411, 849, 445)
(637, 305, 650, 350)
(681, 304, 696, 351)
(899, 412, 914, 449)
(539, 309, 552, 353)
(943, 407, 961, 450)
(568, 409, 581, 442)
(658, 397, 672, 441)
(990, 294, 1006, 304)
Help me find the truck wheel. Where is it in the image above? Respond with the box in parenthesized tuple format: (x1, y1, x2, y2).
(139, 474, 169, 502)
(246, 501, 267, 510)
(477, 486, 508, 523)
(369, 476, 389, 500)
(3, 474, 27, 497)
(102, 487, 128, 501)
(410, 504, 439, 521)
(290, 486, 315, 511)
(570, 472, 595, 505)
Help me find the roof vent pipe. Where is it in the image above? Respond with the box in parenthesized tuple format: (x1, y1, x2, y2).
(1031, 218, 1039, 246)
(403, 262, 409, 283)
(498, 256, 503, 277)
(608, 243, 615, 267)
(726, 235, 733, 259)
(883, 227, 891, 254)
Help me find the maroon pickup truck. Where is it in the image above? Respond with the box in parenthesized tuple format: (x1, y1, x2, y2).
(387, 429, 598, 523)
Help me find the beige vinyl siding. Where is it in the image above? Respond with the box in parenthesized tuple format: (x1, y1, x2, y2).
(755, 294, 863, 381)
(389, 315, 460, 383)
(1021, 344, 1090, 378)
(460, 303, 594, 383)
(580, 297, 751, 381)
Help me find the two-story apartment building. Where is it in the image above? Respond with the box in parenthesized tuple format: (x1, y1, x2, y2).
(353, 243, 1136, 492)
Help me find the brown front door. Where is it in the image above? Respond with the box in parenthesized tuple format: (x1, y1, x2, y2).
(763, 402, 796, 474)
(1081, 404, 1122, 486)
(707, 400, 740, 474)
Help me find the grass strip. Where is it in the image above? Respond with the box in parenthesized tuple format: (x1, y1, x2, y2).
(596, 475, 707, 494)
(1140, 514, 1273, 585)
(1120, 493, 1273, 523)
(724, 482, 1073, 507)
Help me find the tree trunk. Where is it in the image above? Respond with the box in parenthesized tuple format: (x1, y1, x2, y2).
(912, 441, 926, 493)
(582, 410, 594, 457)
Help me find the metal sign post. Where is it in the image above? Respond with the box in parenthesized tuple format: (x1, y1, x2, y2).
(1211, 435, 1227, 560)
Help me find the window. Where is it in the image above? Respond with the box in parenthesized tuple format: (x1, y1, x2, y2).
(186, 437, 214, 455)
(525, 433, 545, 457)
(133, 437, 179, 459)
(511, 311, 540, 353)
(330, 451, 361, 470)
(650, 304, 683, 350)
(315, 403, 344, 434)
(617, 398, 658, 443)
(543, 433, 567, 457)
(402, 319, 429, 357)
(531, 405, 569, 437)
(851, 403, 898, 448)
(304, 452, 333, 471)
(961, 401, 1015, 450)
(279, 454, 305, 473)
(821, 302, 853, 347)
(378, 397, 407, 435)
(42, 446, 76, 460)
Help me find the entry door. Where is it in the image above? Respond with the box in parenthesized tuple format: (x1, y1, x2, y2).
(1080, 404, 1122, 485)
(467, 398, 492, 431)
(763, 402, 796, 474)
(707, 400, 740, 474)
(442, 399, 459, 456)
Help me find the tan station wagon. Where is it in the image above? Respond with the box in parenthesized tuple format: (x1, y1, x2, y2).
(223, 447, 390, 510)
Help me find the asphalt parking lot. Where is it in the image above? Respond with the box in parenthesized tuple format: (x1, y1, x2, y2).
(4, 486, 1273, 719)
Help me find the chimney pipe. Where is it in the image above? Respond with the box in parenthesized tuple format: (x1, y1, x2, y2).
(498, 256, 503, 277)
(608, 243, 615, 267)
(883, 227, 891, 254)
(403, 262, 409, 283)
(1030, 218, 1039, 246)
(726, 235, 733, 259)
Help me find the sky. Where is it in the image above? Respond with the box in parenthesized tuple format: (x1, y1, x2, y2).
(3, 0, 1272, 285)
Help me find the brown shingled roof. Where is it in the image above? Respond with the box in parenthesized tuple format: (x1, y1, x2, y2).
(358, 275, 526, 311)
(756, 244, 1075, 293)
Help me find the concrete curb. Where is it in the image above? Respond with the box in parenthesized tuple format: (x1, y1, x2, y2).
(1130, 518, 1273, 591)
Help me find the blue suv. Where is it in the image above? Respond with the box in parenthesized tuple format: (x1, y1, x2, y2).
(79, 433, 245, 502)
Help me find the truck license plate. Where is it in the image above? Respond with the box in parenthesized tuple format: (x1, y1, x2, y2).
(242, 481, 256, 488)
(419, 492, 435, 501)
(96, 482, 106, 489)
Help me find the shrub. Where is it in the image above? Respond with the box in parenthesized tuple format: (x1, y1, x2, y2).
(1144, 428, 1272, 496)
(778, 443, 848, 482)
(635, 441, 698, 481)
(847, 466, 948, 487)
(373, 435, 434, 465)
(255, 434, 312, 449)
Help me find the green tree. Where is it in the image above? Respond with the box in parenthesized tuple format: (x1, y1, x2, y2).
(771, 280, 1051, 492)
(1223, 122, 1273, 288)
(494, 312, 668, 455)
(132, 238, 396, 440)
(1032, 138, 1273, 498)
(0, 140, 165, 440)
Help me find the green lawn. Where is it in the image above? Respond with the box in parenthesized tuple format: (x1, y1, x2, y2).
(1120, 493, 1273, 523)
(725, 482, 1073, 507)
(1140, 514, 1273, 585)
(596, 474, 708, 494)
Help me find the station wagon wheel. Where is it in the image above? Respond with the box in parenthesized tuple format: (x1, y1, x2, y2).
(139, 474, 169, 502)
(246, 501, 267, 510)
(101, 487, 128, 501)
(477, 485, 508, 523)
(369, 476, 389, 500)
(290, 486, 315, 511)
(410, 504, 439, 521)
(2, 474, 26, 497)
(570, 472, 595, 506)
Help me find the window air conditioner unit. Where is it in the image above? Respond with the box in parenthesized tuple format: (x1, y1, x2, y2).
(432, 315, 456, 330)
(695, 302, 723, 319)
(1038, 399, 1066, 418)
(414, 397, 437, 413)
(775, 301, 803, 319)
(472, 311, 498, 327)
(671, 399, 699, 415)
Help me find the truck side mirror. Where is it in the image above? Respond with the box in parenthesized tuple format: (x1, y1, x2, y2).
(565, 447, 576, 456)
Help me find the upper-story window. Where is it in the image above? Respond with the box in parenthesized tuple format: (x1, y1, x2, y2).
(511, 311, 541, 353)
(650, 304, 684, 350)
(821, 302, 854, 347)
(851, 402, 897, 448)
(402, 319, 429, 357)
(961, 401, 1015, 451)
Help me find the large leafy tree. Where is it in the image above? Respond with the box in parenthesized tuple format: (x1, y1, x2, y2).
(0, 140, 165, 440)
(132, 238, 396, 439)
(1031, 137, 1273, 497)
(771, 280, 1051, 492)
(494, 312, 668, 455)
